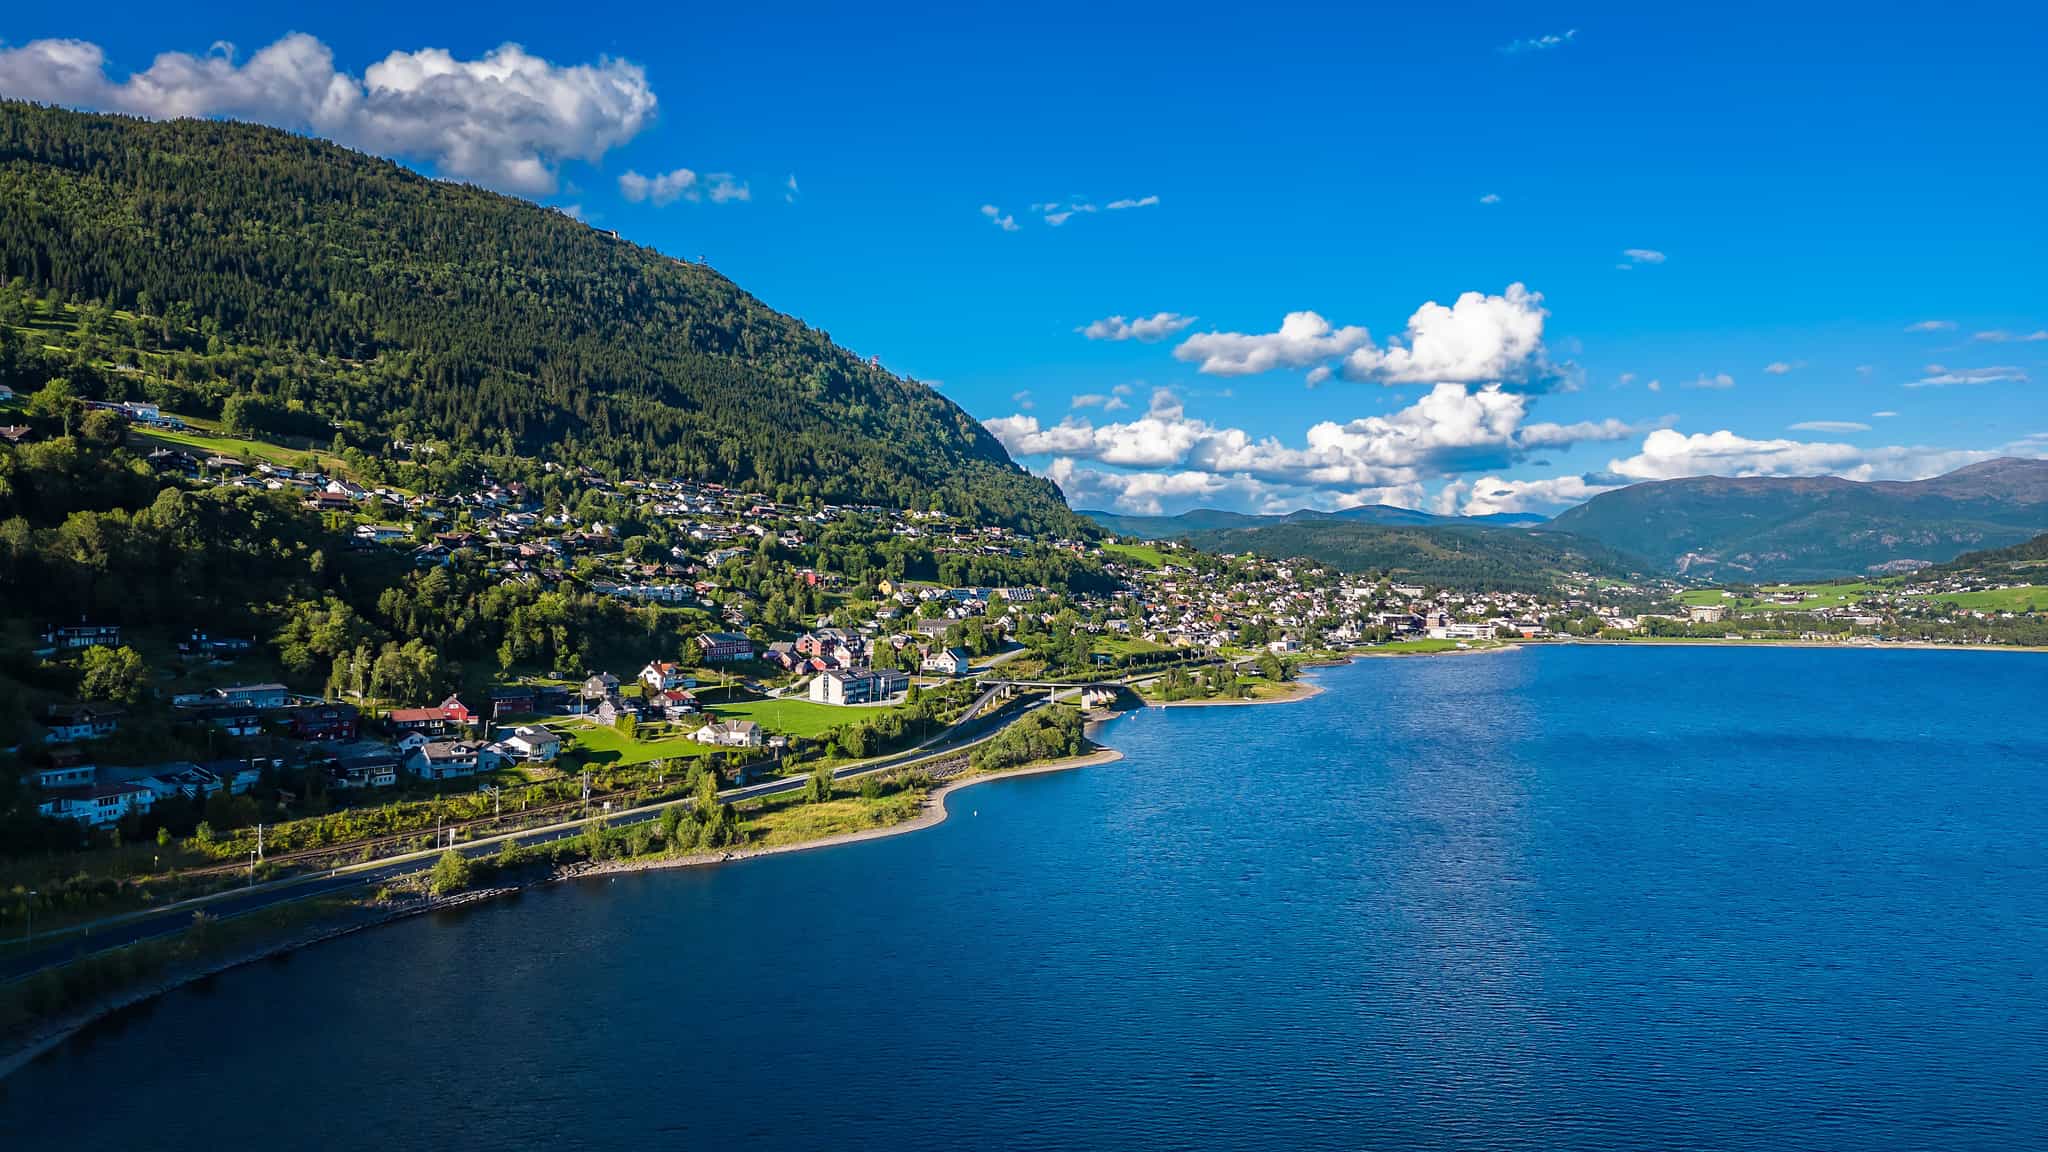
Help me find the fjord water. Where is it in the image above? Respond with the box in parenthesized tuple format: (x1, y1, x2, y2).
(5, 647, 2045, 1150)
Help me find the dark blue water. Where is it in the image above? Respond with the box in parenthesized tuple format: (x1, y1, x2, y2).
(4, 646, 2045, 1150)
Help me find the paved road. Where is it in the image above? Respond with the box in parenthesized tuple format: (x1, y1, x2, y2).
(0, 688, 1057, 984)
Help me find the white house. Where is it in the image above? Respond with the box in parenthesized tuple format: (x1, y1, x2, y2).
(921, 647, 972, 677)
(639, 661, 694, 692)
(407, 740, 499, 781)
(498, 725, 563, 762)
(42, 780, 156, 826)
(691, 719, 763, 748)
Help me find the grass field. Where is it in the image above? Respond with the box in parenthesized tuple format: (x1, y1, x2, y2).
(1915, 586, 2048, 612)
(130, 424, 359, 478)
(741, 789, 927, 846)
(1370, 638, 1471, 654)
(556, 720, 712, 767)
(1092, 634, 1167, 657)
(1100, 542, 1170, 568)
(1681, 582, 1883, 613)
(709, 696, 896, 738)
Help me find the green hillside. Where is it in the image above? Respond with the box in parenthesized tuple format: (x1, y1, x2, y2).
(1548, 460, 2048, 580)
(1181, 520, 1646, 592)
(0, 101, 1076, 533)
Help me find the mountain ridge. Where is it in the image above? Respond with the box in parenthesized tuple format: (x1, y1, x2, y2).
(0, 101, 1081, 533)
(1548, 458, 2048, 579)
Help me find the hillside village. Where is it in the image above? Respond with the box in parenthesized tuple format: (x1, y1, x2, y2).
(8, 407, 2048, 841)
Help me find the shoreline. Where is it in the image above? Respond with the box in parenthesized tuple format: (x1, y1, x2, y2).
(1, 747, 1129, 1080)
(1142, 679, 1327, 708)
(1537, 638, 2048, 654)
(0, 887, 520, 1082)
(570, 747, 1127, 882)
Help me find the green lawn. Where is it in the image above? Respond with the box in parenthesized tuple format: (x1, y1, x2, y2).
(1100, 541, 1169, 568)
(130, 423, 359, 479)
(556, 719, 712, 767)
(709, 696, 895, 738)
(1681, 581, 1882, 613)
(1370, 638, 1467, 654)
(1916, 585, 2048, 612)
(1093, 634, 1167, 657)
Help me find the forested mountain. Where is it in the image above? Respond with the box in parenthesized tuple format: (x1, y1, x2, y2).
(1177, 520, 1644, 593)
(1549, 459, 2048, 580)
(1083, 503, 1545, 540)
(1932, 530, 2048, 576)
(0, 101, 1077, 533)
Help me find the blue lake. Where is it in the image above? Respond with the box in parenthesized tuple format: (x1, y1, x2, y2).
(4, 646, 2046, 1150)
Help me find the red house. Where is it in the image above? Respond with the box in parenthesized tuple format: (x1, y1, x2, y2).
(387, 695, 475, 738)
(288, 703, 360, 741)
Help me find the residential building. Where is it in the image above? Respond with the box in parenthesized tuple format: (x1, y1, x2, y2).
(499, 726, 563, 762)
(288, 703, 360, 741)
(407, 740, 498, 781)
(387, 695, 475, 737)
(810, 668, 908, 706)
(639, 661, 694, 692)
(695, 631, 755, 663)
(921, 647, 973, 677)
(42, 780, 156, 826)
(42, 703, 123, 743)
(213, 682, 293, 710)
(331, 749, 402, 789)
(489, 686, 538, 718)
(691, 719, 763, 748)
(42, 623, 122, 651)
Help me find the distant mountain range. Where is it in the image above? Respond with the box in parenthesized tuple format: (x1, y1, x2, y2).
(1081, 504, 1547, 540)
(1548, 458, 2048, 580)
(1087, 458, 2048, 585)
(1173, 521, 1640, 593)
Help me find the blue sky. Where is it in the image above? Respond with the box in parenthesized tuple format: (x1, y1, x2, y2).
(4, 2, 2044, 515)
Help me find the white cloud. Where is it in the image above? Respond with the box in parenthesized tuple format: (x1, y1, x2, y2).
(1105, 195, 1160, 210)
(1764, 361, 1795, 375)
(987, 382, 1637, 494)
(706, 174, 749, 203)
(1904, 320, 1956, 332)
(1458, 474, 1622, 516)
(1070, 393, 1129, 411)
(1079, 312, 1196, 342)
(784, 173, 800, 203)
(1173, 284, 1557, 389)
(1620, 248, 1666, 265)
(1339, 283, 1557, 390)
(1607, 428, 2000, 483)
(1500, 29, 1577, 54)
(1010, 390, 1035, 411)
(1173, 311, 1373, 377)
(1904, 364, 2028, 388)
(620, 168, 745, 206)
(979, 204, 1019, 232)
(1788, 420, 1871, 433)
(1646, 378, 1662, 392)
(1044, 459, 1293, 516)
(1972, 329, 2048, 343)
(1871, 410, 1899, 418)
(1683, 372, 1736, 390)
(1478, 193, 1501, 204)
(0, 34, 655, 195)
